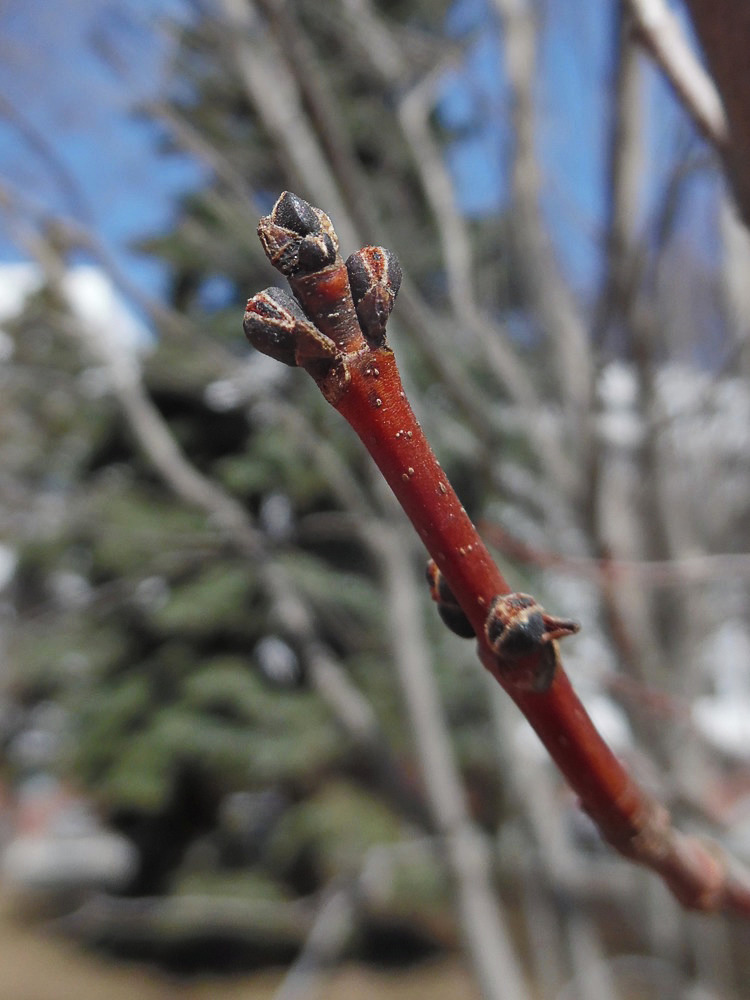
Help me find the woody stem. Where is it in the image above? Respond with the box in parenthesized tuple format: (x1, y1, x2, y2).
(330, 339, 749, 916)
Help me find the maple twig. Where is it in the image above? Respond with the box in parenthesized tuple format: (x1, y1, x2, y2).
(244, 191, 750, 917)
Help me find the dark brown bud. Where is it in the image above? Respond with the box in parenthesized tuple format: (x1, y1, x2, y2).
(273, 192, 322, 236)
(244, 287, 338, 369)
(345, 246, 402, 348)
(425, 559, 476, 639)
(258, 191, 339, 277)
(484, 593, 579, 692)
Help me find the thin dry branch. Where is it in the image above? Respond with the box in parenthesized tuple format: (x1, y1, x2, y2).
(625, 0, 728, 151)
(371, 525, 530, 1000)
(272, 879, 359, 1000)
(218, 0, 360, 250)
(482, 521, 750, 586)
(491, 0, 593, 442)
(593, 6, 646, 344)
(682, 0, 750, 224)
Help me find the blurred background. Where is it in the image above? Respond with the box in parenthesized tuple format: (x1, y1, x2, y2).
(1, 1, 750, 997)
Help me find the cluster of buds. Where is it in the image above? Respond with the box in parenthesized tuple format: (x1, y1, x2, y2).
(244, 191, 402, 370)
(246, 192, 578, 694)
(426, 559, 579, 692)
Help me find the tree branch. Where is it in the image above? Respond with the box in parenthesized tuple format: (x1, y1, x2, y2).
(369, 524, 530, 1000)
(682, 0, 750, 224)
(245, 190, 750, 916)
(625, 0, 729, 151)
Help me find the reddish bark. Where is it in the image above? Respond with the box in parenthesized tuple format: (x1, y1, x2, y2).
(334, 341, 745, 914)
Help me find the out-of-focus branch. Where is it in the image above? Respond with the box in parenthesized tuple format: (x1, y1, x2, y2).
(272, 838, 447, 1000)
(398, 65, 476, 321)
(0, 177, 235, 376)
(340, 0, 407, 81)
(272, 879, 359, 1000)
(488, 679, 629, 1000)
(148, 99, 263, 216)
(218, 0, 360, 251)
(625, 0, 728, 151)
(586, 10, 702, 747)
(586, 11, 661, 699)
(594, 8, 645, 345)
(488, 679, 635, 901)
(369, 523, 531, 1000)
(254, 0, 383, 245)
(0, 93, 94, 224)
(682, 0, 750, 225)
(491, 0, 593, 444)
(482, 521, 750, 586)
(396, 70, 555, 420)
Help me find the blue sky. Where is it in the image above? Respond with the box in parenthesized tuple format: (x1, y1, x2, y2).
(0, 0, 201, 298)
(0, 0, 719, 310)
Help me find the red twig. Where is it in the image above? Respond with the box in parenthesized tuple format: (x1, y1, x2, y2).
(244, 192, 750, 917)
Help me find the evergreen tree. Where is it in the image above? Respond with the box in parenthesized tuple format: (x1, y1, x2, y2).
(5, 1, 503, 932)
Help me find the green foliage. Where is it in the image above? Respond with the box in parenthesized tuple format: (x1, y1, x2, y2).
(171, 868, 291, 904)
(267, 780, 405, 878)
(150, 566, 256, 635)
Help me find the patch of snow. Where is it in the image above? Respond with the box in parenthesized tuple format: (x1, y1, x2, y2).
(581, 693, 633, 754)
(3, 830, 138, 893)
(2, 776, 138, 892)
(255, 635, 300, 686)
(598, 361, 637, 409)
(698, 620, 750, 697)
(693, 695, 750, 760)
(259, 492, 293, 542)
(205, 378, 242, 411)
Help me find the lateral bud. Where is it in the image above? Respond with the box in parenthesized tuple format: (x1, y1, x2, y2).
(425, 559, 476, 639)
(484, 593, 579, 692)
(258, 191, 339, 277)
(244, 287, 339, 370)
(345, 246, 402, 348)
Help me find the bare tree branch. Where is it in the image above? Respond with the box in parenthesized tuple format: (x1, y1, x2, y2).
(625, 0, 729, 151)
(683, 0, 750, 224)
(218, 0, 360, 250)
(491, 0, 594, 444)
(369, 523, 531, 1000)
